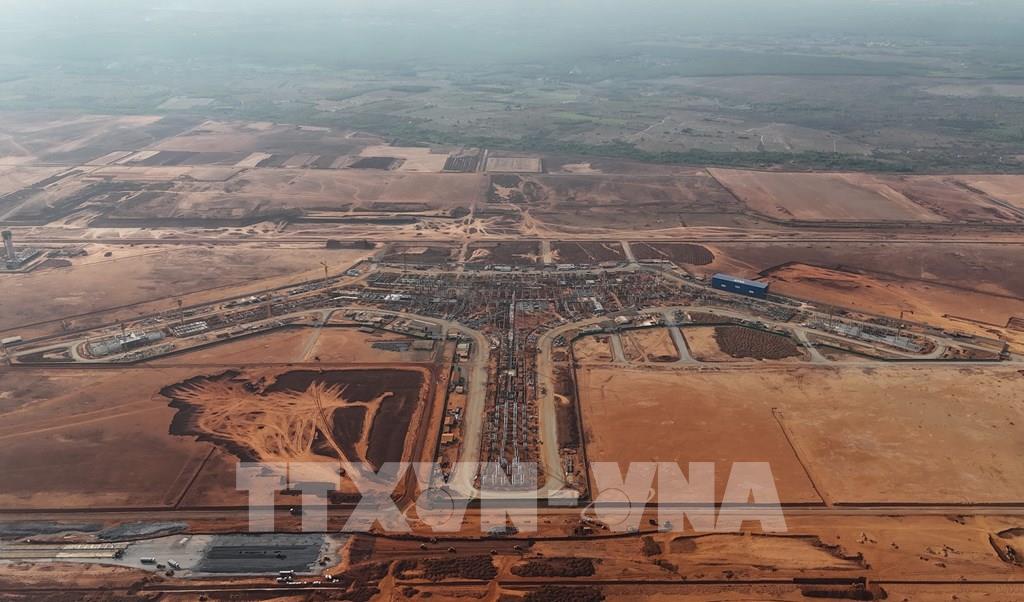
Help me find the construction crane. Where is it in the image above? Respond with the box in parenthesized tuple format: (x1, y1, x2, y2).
(319, 260, 329, 283)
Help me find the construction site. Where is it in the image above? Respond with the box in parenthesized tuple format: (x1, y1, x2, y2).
(1, 115, 1024, 601)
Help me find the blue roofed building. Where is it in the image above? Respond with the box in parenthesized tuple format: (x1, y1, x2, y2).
(711, 273, 770, 299)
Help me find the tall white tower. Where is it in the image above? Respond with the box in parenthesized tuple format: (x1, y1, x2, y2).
(1, 231, 14, 260)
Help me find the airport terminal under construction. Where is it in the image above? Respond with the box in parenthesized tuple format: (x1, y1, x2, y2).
(1, 240, 1022, 599)
(2, 245, 1015, 504)
(1, 116, 1024, 600)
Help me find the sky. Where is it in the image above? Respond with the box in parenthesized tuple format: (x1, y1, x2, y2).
(1, 1, 1022, 68)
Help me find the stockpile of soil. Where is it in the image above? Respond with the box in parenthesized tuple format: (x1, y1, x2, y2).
(512, 557, 596, 577)
(642, 536, 663, 556)
(798, 583, 883, 600)
(419, 555, 497, 581)
(524, 586, 605, 602)
(553, 367, 580, 449)
(991, 527, 1024, 566)
(714, 326, 802, 360)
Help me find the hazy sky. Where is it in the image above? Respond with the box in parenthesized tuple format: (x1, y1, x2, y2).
(1, 0, 1022, 68)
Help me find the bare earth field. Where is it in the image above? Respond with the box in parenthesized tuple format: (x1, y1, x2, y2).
(529, 172, 743, 230)
(762, 263, 1024, 339)
(357, 145, 451, 172)
(772, 366, 1024, 503)
(0, 167, 103, 222)
(682, 326, 740, 362)
(90, 164, 241, 182)
(147, 327, 319, 366)
(304, 327, 439, 364)
(576, 365, 822, 503)
(0, 362, 434, 509)
(0, 245, 372, 339)
(567, 512, 1024, 591)
(485, 156, 542, 173)
(0, 367, 216, 509)
(880, 175, 1023, 224)
(101, 169, 485, 221)
(573, 335, 614, 363)
(0, 113, 197, 164)
(579, 365, 1024, 506)
(708, 169, 945, 222)
(621, 328, 679, 362)
(0, 165, 69, 196)
(955, 174, 1024, 210)
(148, 120, 377, 156)
(699, 241, 1024, 300)
(145, 325, 435, 366)
(536, 173, 735, 208)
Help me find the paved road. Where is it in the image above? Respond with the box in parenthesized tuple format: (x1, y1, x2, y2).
(659, 309, 697, 364)
(316, 307, 490, 501)
(793, 328, 830, 363)
(620, 240, 637, 263)
(608, 333, 627, 363)
(5, 503, 1024, 524)
(436, 324, 490, 499)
